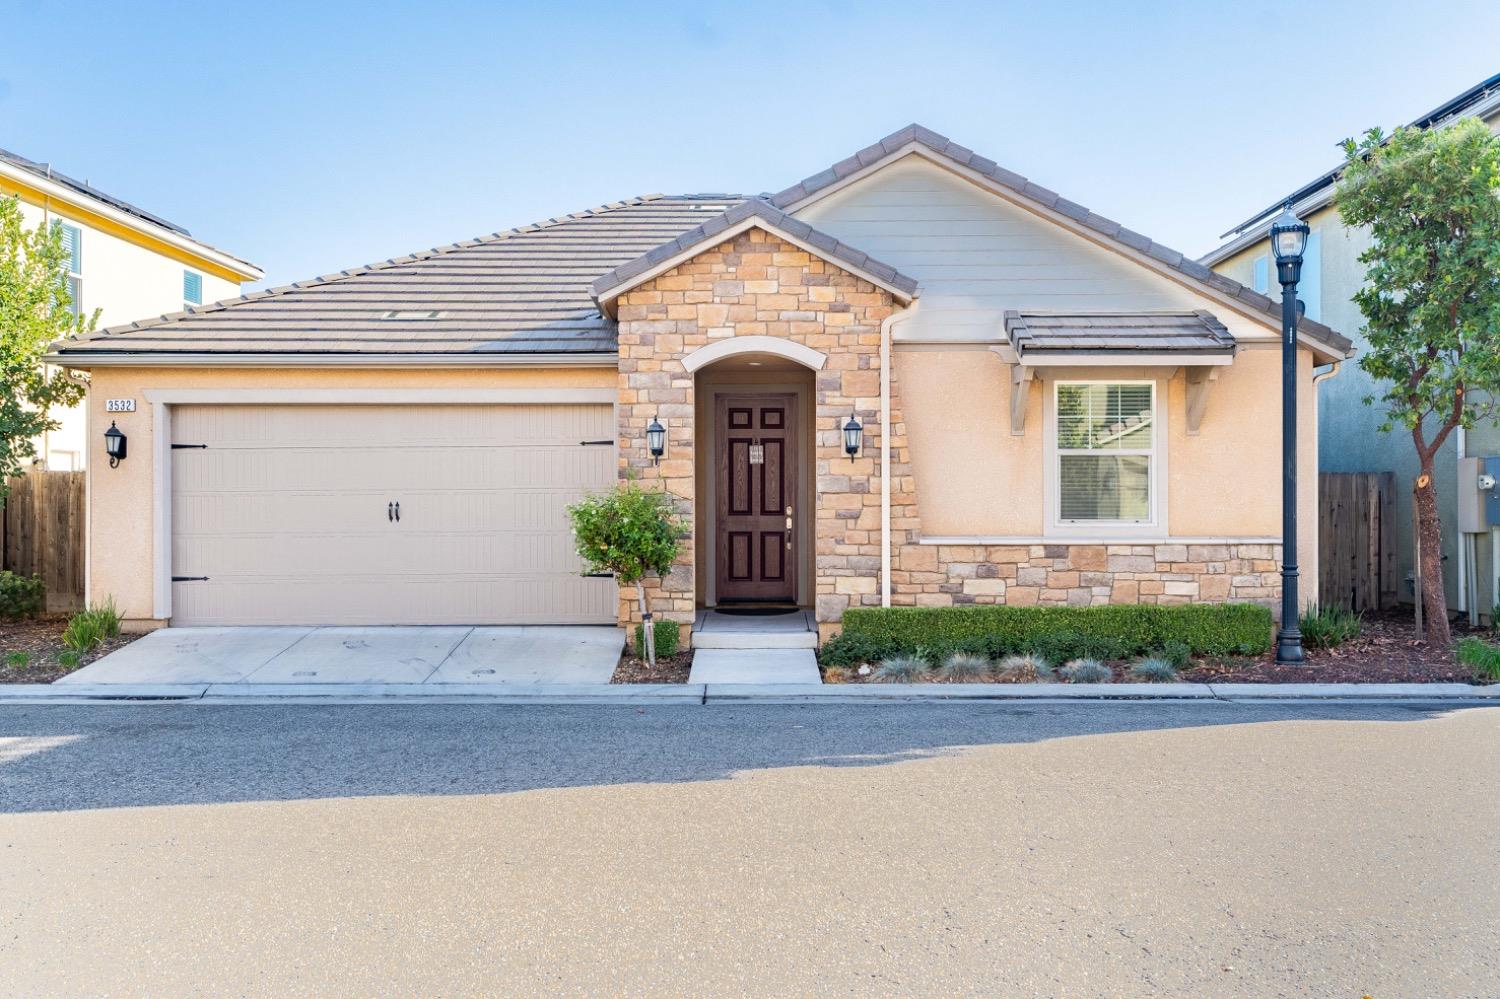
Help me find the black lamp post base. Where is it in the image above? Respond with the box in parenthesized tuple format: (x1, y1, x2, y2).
(1274, 629, 1306, 665)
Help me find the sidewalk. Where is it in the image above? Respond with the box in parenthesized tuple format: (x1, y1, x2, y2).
(2, 681, 1497, 705)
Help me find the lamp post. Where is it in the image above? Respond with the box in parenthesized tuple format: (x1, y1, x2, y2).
(1270, 202, 1310, 665)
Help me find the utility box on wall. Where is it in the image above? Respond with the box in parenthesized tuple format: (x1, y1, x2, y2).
(1458, 456, 1500, 533)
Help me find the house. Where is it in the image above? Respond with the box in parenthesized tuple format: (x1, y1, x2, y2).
(47, 126, 1351, 644)
(1202, 72, 1500, 621)
(1, 147, 263, 469)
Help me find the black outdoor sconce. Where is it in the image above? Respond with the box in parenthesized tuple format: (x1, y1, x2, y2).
(104, 421, 127, 468)
(842, 412, 863, 461)
(646, 415, 666, 465)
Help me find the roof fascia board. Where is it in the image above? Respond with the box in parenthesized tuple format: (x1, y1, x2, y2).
(0, 162, 263, 281)
(783, 145, 1345, 362)
(592, 216, 917, 316)
(1013, 351, 1235, 367)
(43, 351, 620, 369)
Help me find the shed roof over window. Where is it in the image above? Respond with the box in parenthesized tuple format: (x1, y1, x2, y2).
(1004, 311, 1236, 365)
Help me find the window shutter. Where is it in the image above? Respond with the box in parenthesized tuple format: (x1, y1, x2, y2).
(55, 222, 82, 275)
(1299, 231, 1321, 322)
(183, 270, 203, 305)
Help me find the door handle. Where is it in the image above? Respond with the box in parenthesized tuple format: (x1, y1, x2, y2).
(388, 502, 393, 522)
(394, 501, 400, 523)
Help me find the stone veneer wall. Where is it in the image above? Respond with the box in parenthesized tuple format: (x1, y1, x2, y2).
(614, 227, 910, 642)
(890, 542, 1282, 610)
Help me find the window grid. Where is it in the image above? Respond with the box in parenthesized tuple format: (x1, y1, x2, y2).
(1055, 381, 1155, 525)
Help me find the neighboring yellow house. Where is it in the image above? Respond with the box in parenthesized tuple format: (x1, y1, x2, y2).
(48, 126, 1351, 643)
(1202, 72, 1500, 621)
(1, 147, 262, 470)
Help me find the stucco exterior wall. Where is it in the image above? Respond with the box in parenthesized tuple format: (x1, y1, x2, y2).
(81, 364, 617, 627)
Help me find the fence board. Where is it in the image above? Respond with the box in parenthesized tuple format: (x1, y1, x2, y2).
(2, 470, 85, 613)
(1318, 471, 1395, 612)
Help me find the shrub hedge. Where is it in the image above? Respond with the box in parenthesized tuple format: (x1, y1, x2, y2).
(821, 604, 1272, 665)
(0, 572, 45, 620)
(633, 619, 681, 658)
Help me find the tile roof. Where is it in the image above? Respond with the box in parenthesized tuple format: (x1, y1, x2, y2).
(54, 195, 741, 357)
(1005, 311, 1236, 359)
(590, 198, 919, 309)
(769, 124, 1353, 361)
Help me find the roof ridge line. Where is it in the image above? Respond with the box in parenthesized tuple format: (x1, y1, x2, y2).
(77, 193, 676, 340)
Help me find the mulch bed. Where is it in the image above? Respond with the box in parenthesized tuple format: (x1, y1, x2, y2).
(0, 616, 136, 684)
(1181, 610, 1477, 684)
(611, 650, 694, 684)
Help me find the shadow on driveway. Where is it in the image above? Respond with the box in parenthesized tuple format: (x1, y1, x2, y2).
(0, 701, 1487, 814)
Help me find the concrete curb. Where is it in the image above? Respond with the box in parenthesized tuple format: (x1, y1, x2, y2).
(0, 682, 1496, 705)
(704, 682, 1217, 702)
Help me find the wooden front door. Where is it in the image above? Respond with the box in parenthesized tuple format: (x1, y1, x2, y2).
(716, 394, 797, 603)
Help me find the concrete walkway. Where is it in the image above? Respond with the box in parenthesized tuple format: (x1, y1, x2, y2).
(57, 626, 624, 686)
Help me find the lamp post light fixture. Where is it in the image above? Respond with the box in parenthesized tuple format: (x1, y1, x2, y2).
(103, 421, 127, 468)
(645, 415, 666, 465)
(1270, 201, 1310, 665)
(842, 412, 863, 461)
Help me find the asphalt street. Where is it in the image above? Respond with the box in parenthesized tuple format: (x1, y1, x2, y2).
(1, 701, 1496, 997)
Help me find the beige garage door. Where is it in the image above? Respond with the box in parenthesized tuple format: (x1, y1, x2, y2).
(170, 404, 616, 626)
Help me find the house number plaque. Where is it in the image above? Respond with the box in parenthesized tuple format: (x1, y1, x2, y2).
(105, 399, 136, 413)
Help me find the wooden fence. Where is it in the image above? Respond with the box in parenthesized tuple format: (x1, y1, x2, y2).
(1318, 471, 1396, 612)
(2, 470, 86, 613)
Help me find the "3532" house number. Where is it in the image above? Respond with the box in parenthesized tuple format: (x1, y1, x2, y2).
(105, 399, 136, 413)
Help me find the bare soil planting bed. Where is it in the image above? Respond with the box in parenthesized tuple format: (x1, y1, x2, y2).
(612, 650, 694, 684)
(0, 617, 137, 684)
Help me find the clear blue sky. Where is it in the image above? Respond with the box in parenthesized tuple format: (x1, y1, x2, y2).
(5, 0, 1498, 289)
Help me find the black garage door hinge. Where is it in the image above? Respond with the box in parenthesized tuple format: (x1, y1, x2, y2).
(578, 439, 613, 446)
(172, 576, 209, 582)
(583, 572, 615, 578)
(171, 443, 208, 450)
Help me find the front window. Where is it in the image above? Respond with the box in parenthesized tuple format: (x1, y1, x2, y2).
(54, 222, 82, 317)
(1055, 381, 1154, 524)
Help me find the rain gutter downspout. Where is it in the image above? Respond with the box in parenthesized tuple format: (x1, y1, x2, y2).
(881, 299, 918, 607)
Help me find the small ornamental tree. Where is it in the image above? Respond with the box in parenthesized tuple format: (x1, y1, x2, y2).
(567, 481, 687, 666)
(1335, 118, 1500, 646)
(0, 195, 97, 499)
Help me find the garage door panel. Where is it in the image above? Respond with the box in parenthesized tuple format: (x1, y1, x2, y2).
(170, 404, 616, 626)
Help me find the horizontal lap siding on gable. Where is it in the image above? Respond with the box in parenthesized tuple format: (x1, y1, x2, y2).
(794, 155, 1212, 342)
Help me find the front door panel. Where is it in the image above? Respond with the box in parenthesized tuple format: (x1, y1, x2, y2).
(717, 394, 796, 602)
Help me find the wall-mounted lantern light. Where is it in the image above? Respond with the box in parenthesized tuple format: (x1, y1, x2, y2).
(104, 421, 127, 468)
(646, 416, 666, 465)
(842, 412, 863, 462)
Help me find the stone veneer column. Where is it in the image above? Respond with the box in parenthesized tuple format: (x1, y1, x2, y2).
(614, 227, 899, 642)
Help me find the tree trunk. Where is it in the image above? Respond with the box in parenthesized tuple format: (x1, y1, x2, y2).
(636, 582, 656, 668)
(1413, 461, 1451, 646)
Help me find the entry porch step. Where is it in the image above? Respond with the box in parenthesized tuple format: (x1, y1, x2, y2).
(688, 648, 821, 684)
(691, 609, 817, 649)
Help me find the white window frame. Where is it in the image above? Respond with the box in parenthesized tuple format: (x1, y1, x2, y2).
(1043, 377, 1167, 537)
(55, 221, 82, 317)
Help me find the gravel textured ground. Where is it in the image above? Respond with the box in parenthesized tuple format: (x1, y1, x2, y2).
(1, 701, 1496, 997)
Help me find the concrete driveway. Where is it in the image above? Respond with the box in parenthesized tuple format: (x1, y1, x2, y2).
(57, 626, 623, 685)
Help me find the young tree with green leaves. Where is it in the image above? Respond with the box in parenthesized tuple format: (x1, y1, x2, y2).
(0, 195, 97, 499)
(1335, 118, 1500, 646)
(567, 481, 687, 666)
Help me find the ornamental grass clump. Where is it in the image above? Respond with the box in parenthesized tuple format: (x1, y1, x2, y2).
(1129, 656, 1179, 683)
(937, 652, 992, 682)
(997, 653, 1055, 683)
(1456, 637, 1500, 683)
(1060, 658, 1111, 684)
(872, 655, 930, 683)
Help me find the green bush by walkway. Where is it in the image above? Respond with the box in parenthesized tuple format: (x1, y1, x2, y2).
(821, 603, 1273, 665)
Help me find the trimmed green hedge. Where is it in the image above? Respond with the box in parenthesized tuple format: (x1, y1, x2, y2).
(821, 604, 1272, 665)
(633, 619, 681, 657)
